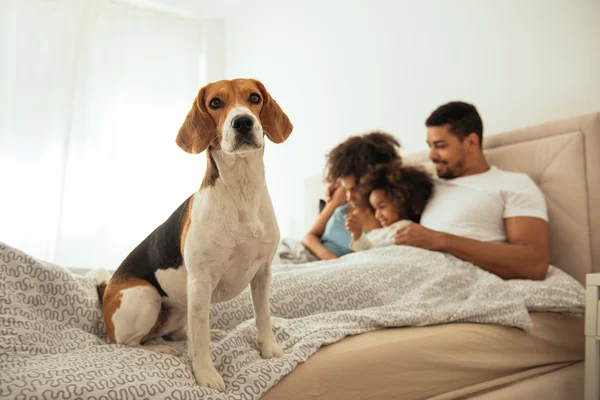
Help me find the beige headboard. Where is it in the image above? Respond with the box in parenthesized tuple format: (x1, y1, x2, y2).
(304, 112, 600, 284)
(403, 112, 600, 285)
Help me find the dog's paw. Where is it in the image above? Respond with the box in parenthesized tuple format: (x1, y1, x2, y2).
(258, 341, 284, 359)
(194, 365, 226, 391)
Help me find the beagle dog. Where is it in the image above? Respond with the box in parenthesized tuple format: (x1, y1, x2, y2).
(97, 78, 292, 391)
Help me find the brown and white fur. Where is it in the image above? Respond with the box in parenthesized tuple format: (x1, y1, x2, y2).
(97, 78, 293, 391)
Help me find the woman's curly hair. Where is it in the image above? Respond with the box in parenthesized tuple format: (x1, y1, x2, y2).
(324, 131, 401, 183)
(358, 160, 434, 223)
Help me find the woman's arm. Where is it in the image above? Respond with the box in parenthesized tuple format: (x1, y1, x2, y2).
(302, 233, 337, 260)
(302, 186, 346, 260)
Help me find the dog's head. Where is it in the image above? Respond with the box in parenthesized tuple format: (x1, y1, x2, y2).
(176, 79, 293, 155)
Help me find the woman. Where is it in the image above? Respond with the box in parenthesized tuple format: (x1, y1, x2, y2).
(302, 131, 402, 260)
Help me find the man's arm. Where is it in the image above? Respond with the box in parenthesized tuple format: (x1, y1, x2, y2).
(395, 217, 550, 280)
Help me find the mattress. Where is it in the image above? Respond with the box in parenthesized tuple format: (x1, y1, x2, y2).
(260, 312, 584, 400)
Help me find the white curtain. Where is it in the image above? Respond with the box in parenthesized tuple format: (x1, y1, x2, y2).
(0, 0, 207, 270)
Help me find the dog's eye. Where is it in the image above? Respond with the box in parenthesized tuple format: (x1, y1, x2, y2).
(209, 98, 223, 109)
(249, 93, 261, 104)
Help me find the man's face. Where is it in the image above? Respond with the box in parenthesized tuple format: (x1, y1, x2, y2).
(339, 175, 361, 208)
(427, 125, 469, 179)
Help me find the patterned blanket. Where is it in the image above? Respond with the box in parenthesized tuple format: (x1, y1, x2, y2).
(0, 241, 585, 400)
(275, 237, 318, 264)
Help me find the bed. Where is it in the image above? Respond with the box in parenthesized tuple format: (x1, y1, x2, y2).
(290, 111, 600, 400)
(1, 112, 598, 400)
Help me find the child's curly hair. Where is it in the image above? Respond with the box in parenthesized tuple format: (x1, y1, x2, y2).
(324, 131, 401, 183)
(358, 160, 434, 223)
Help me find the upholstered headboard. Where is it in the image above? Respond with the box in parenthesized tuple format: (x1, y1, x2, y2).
(304, 112, 600, 284)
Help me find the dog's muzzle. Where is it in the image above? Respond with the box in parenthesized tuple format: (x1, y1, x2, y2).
(232, 116, 254, 135)
(231, 115, 260, 150)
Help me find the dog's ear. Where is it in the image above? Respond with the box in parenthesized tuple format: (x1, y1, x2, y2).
(253, 79, 293, 144)
(176, 86, 216, 154)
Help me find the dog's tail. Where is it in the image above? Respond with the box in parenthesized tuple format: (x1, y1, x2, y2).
(87, 268, 111, 305)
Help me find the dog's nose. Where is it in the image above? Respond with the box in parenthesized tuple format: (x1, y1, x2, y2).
(232, 116, 253, 134)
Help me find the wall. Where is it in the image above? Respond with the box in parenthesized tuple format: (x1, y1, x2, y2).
(223, 0, 600, 239)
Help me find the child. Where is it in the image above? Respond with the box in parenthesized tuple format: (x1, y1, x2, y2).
(345, 160, 434, 251)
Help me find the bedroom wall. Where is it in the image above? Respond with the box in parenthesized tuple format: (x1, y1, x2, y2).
(223, 0, 600, 240)
(0, 1, 225, 269)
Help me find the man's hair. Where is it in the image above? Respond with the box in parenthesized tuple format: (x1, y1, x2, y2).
(425, 101, 483, 147)
(324, 131, 401, 183)
(358, 160, 434, 223)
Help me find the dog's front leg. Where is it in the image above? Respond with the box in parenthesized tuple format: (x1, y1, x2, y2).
(187, 275, 225, 391)
(250, 264, 283, 359)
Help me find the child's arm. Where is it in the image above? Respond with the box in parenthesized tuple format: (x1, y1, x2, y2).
(350, 234, 373, 251)
(345, 210, 372, 251)
(353, 220, 409, 250)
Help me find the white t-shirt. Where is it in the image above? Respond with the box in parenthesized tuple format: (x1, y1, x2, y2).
(419, 166, 547, 243)
(349, 219, 411, 251)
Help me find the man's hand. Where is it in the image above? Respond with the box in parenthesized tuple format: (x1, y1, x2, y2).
(394, 222, 445, 251)
(344, 210, 363, 241)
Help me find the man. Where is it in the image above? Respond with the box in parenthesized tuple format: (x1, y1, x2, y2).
(395, 101, 550, 280)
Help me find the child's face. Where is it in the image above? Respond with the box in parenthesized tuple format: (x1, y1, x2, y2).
(369, 189, 401, 227)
